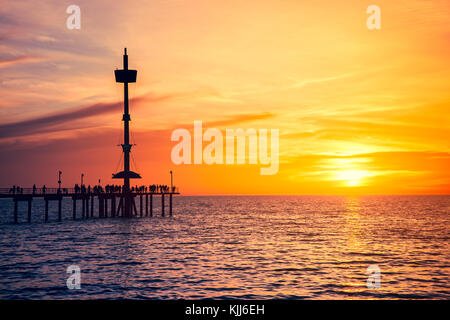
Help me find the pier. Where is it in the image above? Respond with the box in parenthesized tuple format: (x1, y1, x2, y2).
(0, 187, 179, 223)
(1, 48, 180, 223)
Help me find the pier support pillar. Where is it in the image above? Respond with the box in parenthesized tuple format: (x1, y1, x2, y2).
(124, 195, 133, 218)
(13, 199, 18, 224)
(28, 199, 32, 222)
(150, 194, 153, 217)
(117, 197, 123, 217)
(58, 198, 62, 221)
(73, 199, 76, 220)
(82, 198, 85, 219)
(104, 198, 108, 218)
(90, 196, 94, 218)
(169, 193, 173, 216)
(132, 198, 138, 216)
(111, 197, 116, 217)
(145, 194, 148, 217)
(140, 195, 143, 217)
(161, 194, 165, 217)
(45, 199, 49, 222)
(99, 197, 104, 218)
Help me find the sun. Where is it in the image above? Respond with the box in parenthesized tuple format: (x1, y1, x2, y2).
(335, 170, 369, 187)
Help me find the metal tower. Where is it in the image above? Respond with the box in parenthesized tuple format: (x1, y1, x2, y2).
(112, 48, 141, 217)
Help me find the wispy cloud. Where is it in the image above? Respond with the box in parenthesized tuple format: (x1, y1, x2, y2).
(287, 72, 356, 89)
(0, 56, 42, 68)
(0, 93, 178, 139)
(204, 112, 274, 127)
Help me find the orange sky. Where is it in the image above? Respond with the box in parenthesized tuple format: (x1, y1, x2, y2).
(0, 0, 449, 195)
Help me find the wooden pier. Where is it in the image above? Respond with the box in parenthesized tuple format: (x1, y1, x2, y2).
(0, 187, 179, 224)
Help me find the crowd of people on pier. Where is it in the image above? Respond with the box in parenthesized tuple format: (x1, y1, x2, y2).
(72, 184, 176, 194)
(8, 184, 177, 195)
(9, 184, 49, 194)
(9, 185, 24, 194)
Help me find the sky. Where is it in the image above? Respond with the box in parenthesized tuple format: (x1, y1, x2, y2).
(0, 0, 449, 195)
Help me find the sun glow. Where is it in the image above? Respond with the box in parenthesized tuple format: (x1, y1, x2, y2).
(335, 170, 370, 187)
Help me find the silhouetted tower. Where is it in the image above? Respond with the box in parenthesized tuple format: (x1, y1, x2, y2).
(112, 48, 141, 217)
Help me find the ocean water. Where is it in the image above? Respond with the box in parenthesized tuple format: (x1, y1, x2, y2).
(0, 195, 448, 299)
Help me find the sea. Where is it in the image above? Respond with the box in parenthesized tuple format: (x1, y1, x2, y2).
(0, 195, 448, 299)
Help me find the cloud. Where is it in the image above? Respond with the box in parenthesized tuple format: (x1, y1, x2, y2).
(284, 151, 450, 175)
(0, 56, 41, 68)
(287, 72, 356, 89)
(0, 93, 177, 139)
(169, 112, 275, 130)
(204, 112, 274, 127)
(0, 89, 265, 141)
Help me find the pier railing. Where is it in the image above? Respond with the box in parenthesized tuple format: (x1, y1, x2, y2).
(0, 187, 70, 195)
